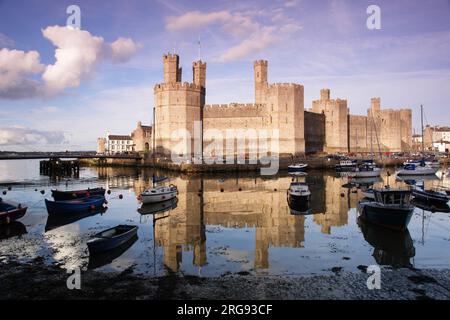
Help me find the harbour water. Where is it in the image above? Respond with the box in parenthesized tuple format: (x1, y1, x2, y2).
(1, 159, 450, 277)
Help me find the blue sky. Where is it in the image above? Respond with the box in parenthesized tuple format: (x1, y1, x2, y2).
(1, 0, 450, 150)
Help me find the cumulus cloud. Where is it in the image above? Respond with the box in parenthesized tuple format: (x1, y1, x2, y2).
(0, 126, 66, 146)
(0, 48, 46, 99)
(166, 9, 301, 62)
(0, 26, 138, 99)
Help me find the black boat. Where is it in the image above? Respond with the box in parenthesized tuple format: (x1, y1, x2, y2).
(358, 189, 414, 230)
(411, 186, 449, 206)
(87, 234, 138, 269)
(411, 198, 450, 213)
(87, 225, 138, 254)
(51, 187, 106, 201)
(358, 217, 415, 268)
(288, 196, 313, 215)
(138, 198, 178, 215)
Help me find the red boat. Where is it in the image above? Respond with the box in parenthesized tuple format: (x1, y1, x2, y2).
(0, 199, 28, 225)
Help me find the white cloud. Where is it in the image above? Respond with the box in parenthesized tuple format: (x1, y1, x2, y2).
(0, 126, 66, 146)
(0, 48, 46, 99)
(218, 27, 277, 62)
(166, 9, 302, 62)
(0, 32, 15, 47)
(0, 26, 138, 99)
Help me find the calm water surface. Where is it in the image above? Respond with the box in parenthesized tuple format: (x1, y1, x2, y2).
(1, 159, 449, 277)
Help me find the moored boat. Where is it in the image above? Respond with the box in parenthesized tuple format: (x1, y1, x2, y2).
(51, 187, 106, 201)
(411, 198, 450, 213)
(87, 225, 138, 254)
(335, 159, 358, 172)
(88, 234, 138, 269)
(45, 195, 106, 215)
(138, 197, 178, 215)
(45, 206, 107, 232)
(138, 185, 178, 204)
(358, 189, 414, 230)
(288, 163, 308, 172)
(0, 198, 28, 225)
(396, 163, 438, 176)
(411, 185, 449, 206)
(349, 164, 381, 178)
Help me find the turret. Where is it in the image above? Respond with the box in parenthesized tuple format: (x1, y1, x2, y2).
(371, 97, 381, 112)
(193, 60, 206, 88)
(320, 89, 330, 101)
(163, 54, 182, 83)
(254, 60, 268, 104)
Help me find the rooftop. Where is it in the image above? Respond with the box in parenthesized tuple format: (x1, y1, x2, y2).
(108, 135, 132, 140)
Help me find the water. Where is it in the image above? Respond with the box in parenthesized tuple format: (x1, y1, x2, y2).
(1, 160, 450, 277)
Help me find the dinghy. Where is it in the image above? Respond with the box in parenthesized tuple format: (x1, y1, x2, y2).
(139, 185, 178, 204)
(45, 195, 106, 215)
(411, 185, 449, 206)
(87, 225, 138, 254)
(51, 187, 106, 201)
(0, 198, 27, 225)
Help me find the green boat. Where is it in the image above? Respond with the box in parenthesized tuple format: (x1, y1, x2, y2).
(358, 188, 414, 230)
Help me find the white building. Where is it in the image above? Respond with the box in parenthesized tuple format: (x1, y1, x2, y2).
(106, 134, 134, 154)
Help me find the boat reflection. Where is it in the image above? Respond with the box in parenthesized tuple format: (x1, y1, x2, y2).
(138, 198, 178, 216)
(87, 234, 138, 270)
(358, 217, 415, 268)
(0, 221, 27, 240)
(45, 207, 108, 232)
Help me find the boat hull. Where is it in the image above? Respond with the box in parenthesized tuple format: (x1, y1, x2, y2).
(288, 165, 308, 172)
(140, 191, 178, 204)
(51, 188, 106, 201)
(358, 202, 413, 230)
(87, 225, 138, 254)
(350, 169, 381, 178)
(0, 201, 27, 225)
(45, 196, 105, 215)
(397, 168, 438, 176)
(412, 189, 449, 206)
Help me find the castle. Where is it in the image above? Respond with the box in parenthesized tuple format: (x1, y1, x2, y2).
(151, 53, 412, 159)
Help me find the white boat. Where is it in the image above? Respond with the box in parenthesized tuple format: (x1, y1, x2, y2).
(335, 159, 357, 171)
(396, 163, 438, 176)
(287, 182, 311, 201)
(403, 159, 440, 169)
(349, 165, 381, 178)
(139, 185, 178, 204)
(288, 163, 308, 172)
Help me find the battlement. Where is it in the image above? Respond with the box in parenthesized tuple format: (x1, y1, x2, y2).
(154, 81, 203, 92)
(254, 60, 268, 66)
(204, 103, 266, 118)
(163, 53, 179, 60)
(193, 60, 206, 67)
(265, 83, 303, 95)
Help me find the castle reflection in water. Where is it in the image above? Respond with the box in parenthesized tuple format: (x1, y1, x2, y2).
(96, 167, 418, 272)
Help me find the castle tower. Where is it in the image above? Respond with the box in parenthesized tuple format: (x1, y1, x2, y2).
(320, 89, 330, 101)
(154, 54, 204, 158)
(163, 53, 182, 83)
(370, 97, 381, 114)
(254, 60, 268, 104)
(193, 60, 206, 88)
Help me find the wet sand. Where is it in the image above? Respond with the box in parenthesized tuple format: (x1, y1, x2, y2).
(1, 260, 450, 300)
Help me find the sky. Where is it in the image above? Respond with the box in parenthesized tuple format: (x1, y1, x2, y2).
(0, 0, 450, 151)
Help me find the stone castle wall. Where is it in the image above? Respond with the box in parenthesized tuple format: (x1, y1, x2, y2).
(304, 111, 325, 154)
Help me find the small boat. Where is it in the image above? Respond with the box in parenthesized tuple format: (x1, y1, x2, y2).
(358, 189, 414, 230)
(288, 163, 308, 172)
(45, 195, 106, 215)
(87, 225, 138, 254)
(88, 235, 138, 269)
(403, 159, 440, 169)
(287, 182, 311, 201)
(411, 185, 449, 206)
(51, 187, 106, 201)
(0, 198, 27, 225)
(349, 164, 381, 178)
(412, 198, 450, 213)
(138, 198, 178, 215)
(139, 185, 178, 204)
(335, 159, 358, 172)
(288, 196, 313, 215)
(396, 163, 438, 176)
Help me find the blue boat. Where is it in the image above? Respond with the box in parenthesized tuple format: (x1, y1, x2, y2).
(45, 195, 106, 215)
(87, 225, 138, 254)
